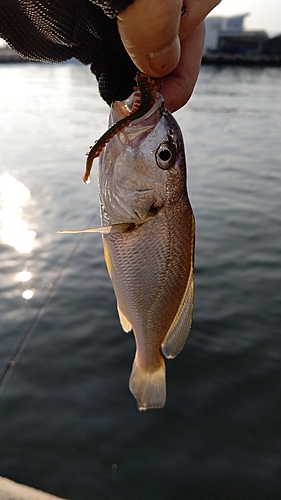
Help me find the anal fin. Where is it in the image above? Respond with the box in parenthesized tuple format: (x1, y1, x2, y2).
(161, 271, 194, 359)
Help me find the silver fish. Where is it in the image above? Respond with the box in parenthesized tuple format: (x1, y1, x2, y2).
(60, 80, 195, 410)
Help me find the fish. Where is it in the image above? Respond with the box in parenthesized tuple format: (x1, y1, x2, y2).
(59, 74, 195, 410)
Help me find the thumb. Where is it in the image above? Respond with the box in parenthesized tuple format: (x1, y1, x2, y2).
(117, 0, 183, 78)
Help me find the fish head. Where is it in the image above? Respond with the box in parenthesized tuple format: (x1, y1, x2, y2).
(98, 90, 187, 225)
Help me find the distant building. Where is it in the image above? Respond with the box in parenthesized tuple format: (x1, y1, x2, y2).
(204, 14, 249, 53)
(262, 34, 281, 55)
(204, 13, 269, 55)
(218, 30, 268, 55)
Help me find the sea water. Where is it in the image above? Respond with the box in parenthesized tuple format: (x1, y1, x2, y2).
(0, 62, 281, 500)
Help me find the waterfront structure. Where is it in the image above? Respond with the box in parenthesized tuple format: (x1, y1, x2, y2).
(204, 14, 249, 53)
(204, 13, 275, 56)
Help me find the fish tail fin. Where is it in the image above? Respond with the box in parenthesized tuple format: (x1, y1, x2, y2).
(129, 357, 166, 410)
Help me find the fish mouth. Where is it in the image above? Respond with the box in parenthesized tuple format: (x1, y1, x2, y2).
(111, 94, 164, 130)
(110, 96, 164, 149)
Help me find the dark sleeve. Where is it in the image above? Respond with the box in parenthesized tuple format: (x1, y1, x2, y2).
(0, 0, 137, 105)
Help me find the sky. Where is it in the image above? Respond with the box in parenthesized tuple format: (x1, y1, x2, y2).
(211, 0, 281, 35)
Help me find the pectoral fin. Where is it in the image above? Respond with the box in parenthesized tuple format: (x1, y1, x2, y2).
(57, 223, 133, 234)
(161, 271, 194, 359)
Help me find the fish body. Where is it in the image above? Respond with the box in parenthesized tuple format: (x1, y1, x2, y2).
(98, 86, 195, 410)
(59, 77, 195, 410)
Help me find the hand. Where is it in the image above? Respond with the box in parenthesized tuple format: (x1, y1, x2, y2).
(117, 0, 221, 112)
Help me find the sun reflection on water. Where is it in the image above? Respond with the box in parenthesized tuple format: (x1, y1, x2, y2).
(22, 289, 34, 300)
(0, 173, 36, 254)
(0, 173, 36, 300)
(16, 271, 32, 282)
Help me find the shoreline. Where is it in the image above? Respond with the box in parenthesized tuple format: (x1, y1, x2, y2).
(0, 48, 281, 67)
(1, 49, 281, 67)
(202, 53, 281, 66)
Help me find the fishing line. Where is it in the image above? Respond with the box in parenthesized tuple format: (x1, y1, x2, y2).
(0, 211, 99, 397)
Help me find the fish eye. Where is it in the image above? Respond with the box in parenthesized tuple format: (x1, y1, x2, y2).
(155, 142, 176, 170)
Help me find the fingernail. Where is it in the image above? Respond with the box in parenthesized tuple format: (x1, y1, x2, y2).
(148, 37, 180, 77)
